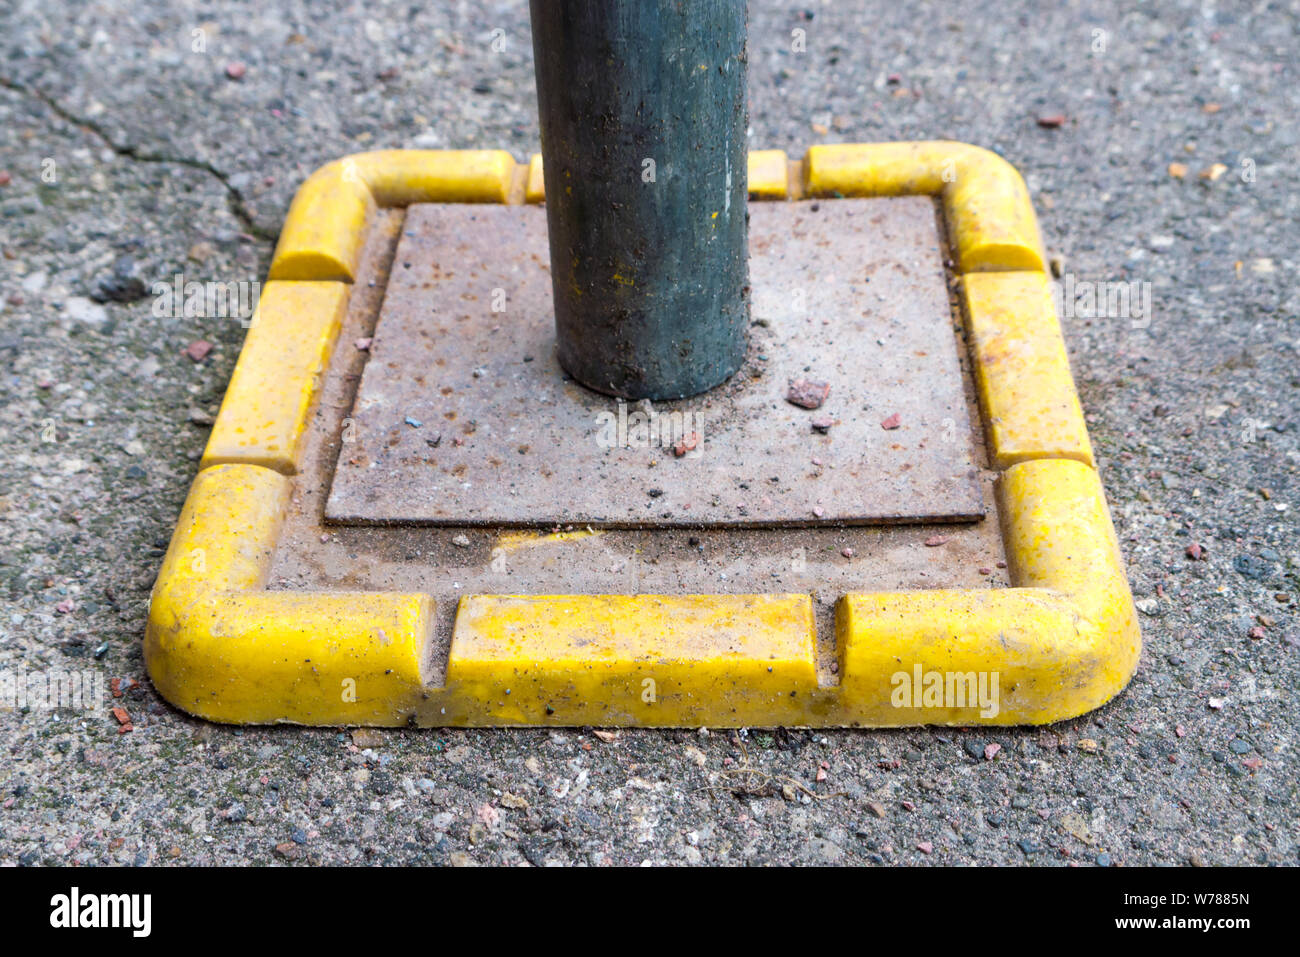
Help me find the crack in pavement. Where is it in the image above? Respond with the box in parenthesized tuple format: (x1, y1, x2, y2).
(0, 74, 278, 242)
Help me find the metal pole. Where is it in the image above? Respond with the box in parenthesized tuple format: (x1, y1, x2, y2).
(529, 0, 749, 401)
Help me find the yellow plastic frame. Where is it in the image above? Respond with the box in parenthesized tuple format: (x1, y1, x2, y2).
(146, 144, 1140, 727)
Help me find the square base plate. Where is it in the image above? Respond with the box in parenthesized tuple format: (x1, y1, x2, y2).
(325, 199, 981, 527)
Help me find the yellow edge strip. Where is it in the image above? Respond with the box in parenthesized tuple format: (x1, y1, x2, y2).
(441, 593, 818, 726)
(269, 142, 1045, 280)
(200, 281, 349, 475)
(961, 271, 1094, 469)
(147, 463, 1137, 726)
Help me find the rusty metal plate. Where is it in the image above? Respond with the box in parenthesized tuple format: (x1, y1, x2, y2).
(325, 198, 983, 527)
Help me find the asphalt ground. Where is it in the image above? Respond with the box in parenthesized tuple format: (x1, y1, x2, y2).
(0, 0, 1295, 866)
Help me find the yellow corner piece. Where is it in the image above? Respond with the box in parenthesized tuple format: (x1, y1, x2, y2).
(747, 150, 789, 198)
(962, 271, 1094, 469)
(837, 458, 1138, 725)
(943, 147, 1046, 273)
(149, 591, 433, 725)
(268, 151, 516, 281)
(525, 153, 546, 204)
(201, 281, 349, 475)
(804, 141, 1046, 272)
(999, 457, 1139, 667)
(999, 458, 1141, 716)
(146, 463, 434, 725)
(268, 159, 374, 282)
(442, 594, 820, 726)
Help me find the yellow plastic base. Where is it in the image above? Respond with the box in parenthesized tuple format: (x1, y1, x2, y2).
(147, 144, 1140, 727)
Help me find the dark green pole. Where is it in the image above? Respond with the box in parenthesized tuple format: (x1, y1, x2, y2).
(529, 0, 749, 401)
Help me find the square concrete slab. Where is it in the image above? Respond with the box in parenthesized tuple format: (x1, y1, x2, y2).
(326, 198, 981, 527)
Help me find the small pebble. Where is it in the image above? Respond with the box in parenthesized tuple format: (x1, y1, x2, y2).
(786, 378, 830, 410)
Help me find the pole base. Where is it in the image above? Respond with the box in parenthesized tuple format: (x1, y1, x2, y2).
(146, 145, 1139, 728)
(324, 198, 982, 528)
